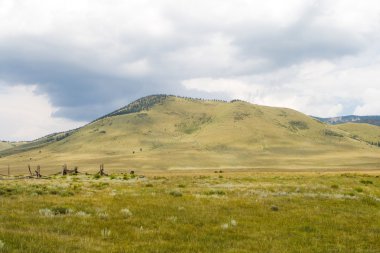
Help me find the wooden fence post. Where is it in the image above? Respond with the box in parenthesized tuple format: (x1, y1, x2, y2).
(28, 165, 33, 176)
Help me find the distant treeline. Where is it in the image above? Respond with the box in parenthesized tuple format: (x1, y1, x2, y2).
(368, 141, 380, 147)
(95, 94, 249, 121)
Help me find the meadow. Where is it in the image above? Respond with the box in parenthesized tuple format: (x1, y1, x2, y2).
(0, 170, 379, 252)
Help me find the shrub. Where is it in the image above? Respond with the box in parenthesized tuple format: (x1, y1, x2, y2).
(76, 211, 90, 217)
(221, 223, 229, 229)
(324, 129, 343, 137)
(59, 191, 74, 197)
(355, 187, 363, 193)
(271, 205, 279, 211)
(289, 121, 309, 130)
(101, 228, 111, 239)
(39, 208, 54, 217)
(205, 190, 226, 195)
(360, 180, 373, 185)
(120, 208, 133, 218)
(300, 226, 316, 233)
(49, 190, 59, 195)
(51, 206, 71, 215)
(97, 212, 109, 219)
(169, 190, 183, 197)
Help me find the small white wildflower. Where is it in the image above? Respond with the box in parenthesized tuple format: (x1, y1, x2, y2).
(230, 219, 237, 227)
(167, 216, 177, 223)
(221, 223, 229, 229)
(0, 240, 4, 249)
(39, 208, 54, 217)
(120, 208, 133, 218)
(178, 206, 185, 211)
(101, 228, 111, 238)
(97, 212, 109, 219)
(76, 211, 90, 217)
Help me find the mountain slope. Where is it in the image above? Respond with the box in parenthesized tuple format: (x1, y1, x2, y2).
(315, 115, 380, 126)
(0, 141, 27, 152)
(1, 95, 379, 173)
(336, 123, 380, 145)
(0, 141, 17, 151)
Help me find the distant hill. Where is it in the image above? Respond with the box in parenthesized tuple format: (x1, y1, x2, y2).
(314, 115, 380, 126)
(336, 123, 380, 146)
(0, 141, 27, 152)
(1, 95, 379, 172)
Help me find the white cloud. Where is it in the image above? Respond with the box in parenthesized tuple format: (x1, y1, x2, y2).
(183, 55, 380, 117)
(0, 84, 86, 141)
(354, 88, 380, 115)
(119, 58, 151, 76)
(0, 0, 380, 139)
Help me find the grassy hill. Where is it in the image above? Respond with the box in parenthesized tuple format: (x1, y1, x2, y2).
(0, 141, 27, 152)
(0, 141, 14, 151)
(0, 95, 379, 173)
(336, 123, 380, 145)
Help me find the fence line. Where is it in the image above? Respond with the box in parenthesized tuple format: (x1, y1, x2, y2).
(0, 164, 111, 180)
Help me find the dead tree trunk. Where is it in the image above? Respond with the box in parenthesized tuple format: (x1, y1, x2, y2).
(98, 164, 108, 176)
(62, 164, 79, 175)
(28, 165, 41, 178)
(62, 164, 68, 175)
(35, 165, 42, 178)
(28, 165, 33, 176)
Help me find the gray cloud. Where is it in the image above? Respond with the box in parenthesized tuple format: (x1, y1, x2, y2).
(0, 0, 379, 125)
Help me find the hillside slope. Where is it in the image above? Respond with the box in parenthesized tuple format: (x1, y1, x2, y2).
(1, 95, 379, 173)
(0, 141, 16, 151)
(336, 123, 380, 145)
(0, 141, 27, 152)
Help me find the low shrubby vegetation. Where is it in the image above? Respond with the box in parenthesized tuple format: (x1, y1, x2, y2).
(0, 171, 379, 252)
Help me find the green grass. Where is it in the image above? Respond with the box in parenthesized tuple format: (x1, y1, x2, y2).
(0, 171, 380, 252)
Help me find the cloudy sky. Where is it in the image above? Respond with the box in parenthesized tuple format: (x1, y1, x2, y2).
(1, 0, 380, 140)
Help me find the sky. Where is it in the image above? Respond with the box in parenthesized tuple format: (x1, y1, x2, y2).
(1, 0, 380, 141)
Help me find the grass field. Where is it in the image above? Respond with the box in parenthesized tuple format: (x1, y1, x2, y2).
(0, 170, 379, 252)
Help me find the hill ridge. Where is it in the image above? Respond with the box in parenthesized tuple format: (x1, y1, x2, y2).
(1, 95, 380, 171)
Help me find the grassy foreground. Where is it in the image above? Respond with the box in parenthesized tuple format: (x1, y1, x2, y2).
(0, 171, 380, 252)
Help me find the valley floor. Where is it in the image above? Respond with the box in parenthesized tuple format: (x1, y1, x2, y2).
(0, 171, 379, 252)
